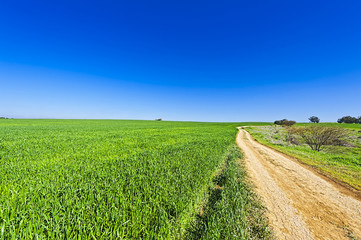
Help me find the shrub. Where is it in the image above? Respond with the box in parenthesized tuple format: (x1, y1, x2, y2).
(285, 127, 301, 145)
(293, 126, 350, 151)
(274, 119, 296, 126)
(283, 120, 296, 126)
(274, 120, 283, 125)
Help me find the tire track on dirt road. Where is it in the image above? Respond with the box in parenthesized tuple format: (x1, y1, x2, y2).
(236, 128, 361, 240)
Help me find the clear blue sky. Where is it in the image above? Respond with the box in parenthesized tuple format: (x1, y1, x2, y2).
(1, 0, 360, 122)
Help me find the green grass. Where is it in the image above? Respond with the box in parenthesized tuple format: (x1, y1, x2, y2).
(184, 145, 272, 240)
(0, 119, 270, 239)
(246, 124, 361, 190)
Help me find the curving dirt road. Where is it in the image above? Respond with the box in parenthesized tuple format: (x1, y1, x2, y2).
(236, 128, 361, 240)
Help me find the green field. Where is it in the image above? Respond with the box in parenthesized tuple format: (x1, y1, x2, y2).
(0, 119, 270, 239)
(246, 123, 361, 190)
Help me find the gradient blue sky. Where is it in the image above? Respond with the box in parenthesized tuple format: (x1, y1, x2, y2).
(1, 0, 360, 122)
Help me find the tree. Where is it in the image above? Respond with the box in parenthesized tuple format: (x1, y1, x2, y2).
(308, 116, 320, 123)
(294, 126, 349, 151)
(274, 119, 296, 126)
(337, 116, 358, 124)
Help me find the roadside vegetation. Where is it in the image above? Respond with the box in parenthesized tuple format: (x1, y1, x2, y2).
(246, 124, 361, 190)
(185, 145, 272, 240)
(289, 125, 351, 152)
(0, 119, 270, 239)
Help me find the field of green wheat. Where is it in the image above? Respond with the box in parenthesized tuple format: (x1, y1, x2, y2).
(0, 119, 269, 239)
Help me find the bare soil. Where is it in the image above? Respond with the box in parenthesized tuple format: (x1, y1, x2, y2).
(236, 128, 361, 240)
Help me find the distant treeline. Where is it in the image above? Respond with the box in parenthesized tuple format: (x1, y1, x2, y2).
(337, 116, 361, 124)
(274, 115, 361, 125)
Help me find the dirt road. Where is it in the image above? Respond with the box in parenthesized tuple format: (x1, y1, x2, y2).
(236, 128, 361, 240)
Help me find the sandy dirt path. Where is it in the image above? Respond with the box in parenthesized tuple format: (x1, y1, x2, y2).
(236, 128, 361, 240)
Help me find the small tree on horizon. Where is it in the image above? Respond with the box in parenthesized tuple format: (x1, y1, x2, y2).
(308, 116, 320, 123)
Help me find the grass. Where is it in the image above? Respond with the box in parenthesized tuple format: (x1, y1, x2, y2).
(184, 145, 272, 240)
(0, 119, 270, 239)
(246, 124, 361, 190)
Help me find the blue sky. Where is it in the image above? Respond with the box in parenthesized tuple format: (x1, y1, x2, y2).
(1, 0, 360, 122)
